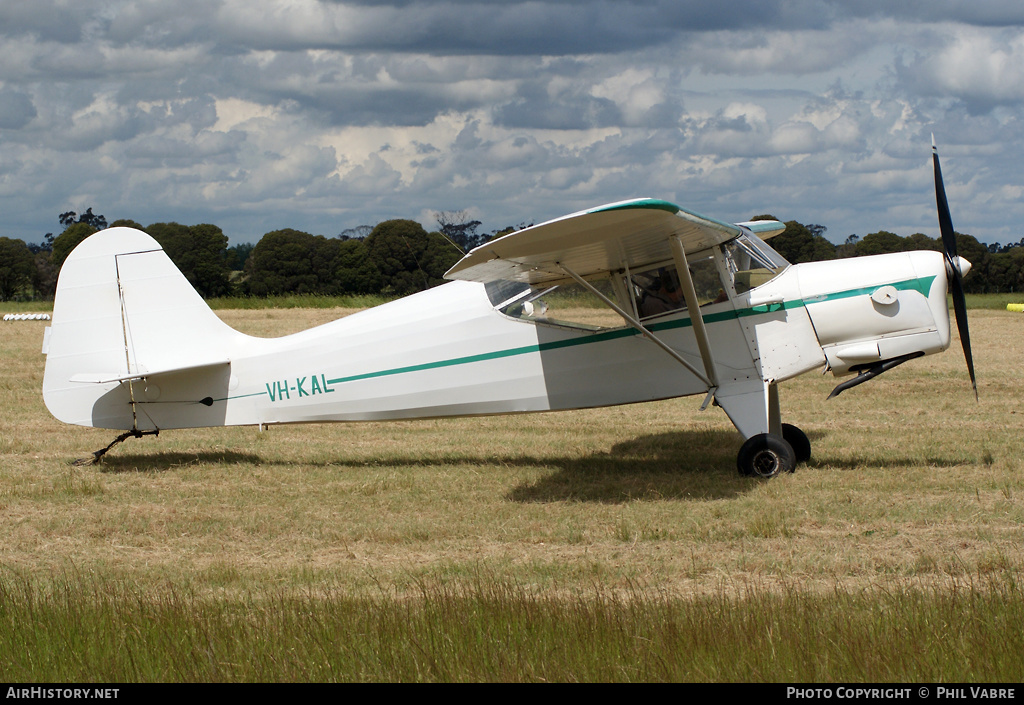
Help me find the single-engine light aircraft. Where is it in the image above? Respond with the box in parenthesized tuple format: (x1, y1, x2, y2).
(42, 142, 976, 476)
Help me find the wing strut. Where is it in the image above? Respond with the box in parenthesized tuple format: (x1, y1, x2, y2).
(669, 236, 720, 389)
(557, 263, 716, 391)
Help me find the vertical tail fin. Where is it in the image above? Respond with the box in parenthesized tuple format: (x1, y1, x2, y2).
(43, 227, 247, 429)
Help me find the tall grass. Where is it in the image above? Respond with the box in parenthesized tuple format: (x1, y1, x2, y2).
(1, 571, 1021, 682)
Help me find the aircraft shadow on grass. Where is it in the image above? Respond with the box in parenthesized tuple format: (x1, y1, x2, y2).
(91, 425, 969, 504)
(91, 430, 748, 502)
(498, 429, 967, 503)
(96, 450, 263, 473)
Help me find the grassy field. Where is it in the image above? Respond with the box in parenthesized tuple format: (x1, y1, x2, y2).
(1, 297, 1022, 681)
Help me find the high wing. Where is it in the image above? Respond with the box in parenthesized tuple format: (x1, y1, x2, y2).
(445, 198, 745, 285)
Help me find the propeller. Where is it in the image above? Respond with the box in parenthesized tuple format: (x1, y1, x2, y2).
(932, 135, 978, 401)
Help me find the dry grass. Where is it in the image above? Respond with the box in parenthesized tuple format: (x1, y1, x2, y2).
(1, 307, 1022, 603)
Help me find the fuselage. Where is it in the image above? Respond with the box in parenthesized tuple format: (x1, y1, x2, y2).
(42, 227, 959, 434)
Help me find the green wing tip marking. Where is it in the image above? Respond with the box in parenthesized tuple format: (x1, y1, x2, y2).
(746, 221, 786, 234)
(589, 199, 681, 215)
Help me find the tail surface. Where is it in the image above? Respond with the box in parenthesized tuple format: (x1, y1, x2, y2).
(43, 227, 248, 430)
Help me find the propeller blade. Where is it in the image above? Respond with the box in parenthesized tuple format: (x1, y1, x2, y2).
(933, 136, 958, 261)
(932, 136, 978, 400)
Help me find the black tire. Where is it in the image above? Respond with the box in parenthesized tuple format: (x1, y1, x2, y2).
(781, 423, 811, 465)
(737, 434, 796, 478)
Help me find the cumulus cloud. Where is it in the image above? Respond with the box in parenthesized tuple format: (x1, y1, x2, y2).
(897, 26, 1024, 113)
(1, 1, 1023, 245)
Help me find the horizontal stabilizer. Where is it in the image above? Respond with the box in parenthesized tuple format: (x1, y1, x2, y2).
(69, 359, 230, 384)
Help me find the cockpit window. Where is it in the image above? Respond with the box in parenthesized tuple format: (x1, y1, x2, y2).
(485, 279, 531, 309)
(492, 278, 626, 330)
(632, 252, 728, 320)
(723, 233, 788, 295)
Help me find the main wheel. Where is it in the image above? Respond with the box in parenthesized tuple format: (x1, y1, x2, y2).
(737, 434, 796, 478)
(781, 423, 811, 464)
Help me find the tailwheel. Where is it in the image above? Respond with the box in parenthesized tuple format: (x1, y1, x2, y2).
(737, 433, 796, 478)
(781, 423, 811, 464)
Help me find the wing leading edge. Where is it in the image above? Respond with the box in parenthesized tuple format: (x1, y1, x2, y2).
(444, 198, 745, 286)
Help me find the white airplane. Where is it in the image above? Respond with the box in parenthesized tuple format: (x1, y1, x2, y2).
(41, 142, 976, 476)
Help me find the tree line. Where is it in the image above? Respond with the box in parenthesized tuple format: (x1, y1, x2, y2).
(0, 209, 522, 301)
(2, 208, 1023, 302)
(761, 218, 1024, 294)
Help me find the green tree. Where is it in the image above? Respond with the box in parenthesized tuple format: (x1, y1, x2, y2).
(33, 252, 58, 300)
(851, 231, 941, 256)
(980, 252, 1020, 293)
(47, 208, 114, 280)
(364, 219, 461, 295)
(225, 243, 255, 272)
(245, 229, 322, 296)
(903, 232, 942, 252)
(1006, 247, 1024, 292)
(0, 237, 36, 301)
(490, 222, 532, 240)
(50, 222, 98, 269)
(146, 222, 232, 298)
(144, 221, 190, 243)
(59, 207, 107, 231)
(854, 231, 905, 257)
(245, 230, 381, 296)
(109, 219, 144, 230)
(27, 233, 54, 255)
(435, 210, 486, 251)
(955, 232, 990, 294)
(309, 236, 343, 295)
(836, 234, 860, 259)
(421, 230, 464, 280)
(331, 238, 381, 295)
(769, 221, 837, 264)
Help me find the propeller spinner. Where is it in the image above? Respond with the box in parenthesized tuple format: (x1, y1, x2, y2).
(932, 136, 978, 401)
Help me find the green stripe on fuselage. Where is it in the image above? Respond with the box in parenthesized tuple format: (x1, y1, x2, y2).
(800, 276, 935, 305)
(236, 275, 936, 397)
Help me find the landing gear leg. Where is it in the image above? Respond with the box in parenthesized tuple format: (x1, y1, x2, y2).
(771, 383, 811, 465)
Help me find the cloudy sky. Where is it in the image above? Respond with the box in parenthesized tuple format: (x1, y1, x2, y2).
(2, 1, 1023, 247)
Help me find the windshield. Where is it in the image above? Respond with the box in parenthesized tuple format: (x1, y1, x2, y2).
(722, 232, 789, 295)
